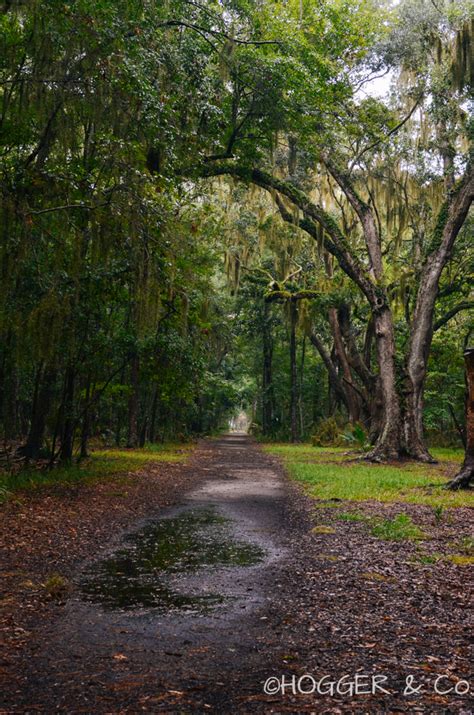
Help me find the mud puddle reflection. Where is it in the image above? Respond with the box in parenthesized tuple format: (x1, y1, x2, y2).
(80, 507, 265, 613)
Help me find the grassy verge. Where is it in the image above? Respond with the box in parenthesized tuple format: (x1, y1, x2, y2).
(263, 443, 473, 508)
(0, 443, 193, 501)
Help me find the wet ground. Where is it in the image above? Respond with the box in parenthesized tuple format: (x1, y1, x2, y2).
(6, 434, 292, 713)
(3, 436, 472, 713)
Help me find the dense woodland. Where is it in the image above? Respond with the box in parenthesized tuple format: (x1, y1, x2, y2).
(0, 0, 472, 477)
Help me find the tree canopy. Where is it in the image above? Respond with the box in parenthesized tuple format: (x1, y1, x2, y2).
(0, 0, 472, 475)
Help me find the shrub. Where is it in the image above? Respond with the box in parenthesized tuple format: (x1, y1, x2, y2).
(311, 417, 344, 447)
(342, 422, 370, 451)
(43, 573, 70, 599)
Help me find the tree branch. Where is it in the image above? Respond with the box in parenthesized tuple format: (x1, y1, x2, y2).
(320, 154, 383, 279)
(25, 203, 108, 216)
(433, 301, 474, 331)
(309, 331, 348, 408)
(351, 98, 422, 168)
(196, 162, 381, 308)
(157, 20, 281, 46)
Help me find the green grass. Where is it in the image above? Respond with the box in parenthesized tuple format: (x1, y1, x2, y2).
(336, 511, 368, 522)
(414, 553, 442, 565)
(430, 447, 464, 464)
(263, 443, 473, 508)
(265, 444, 347, 463)
(371, 513, 425, 541)
(452, 536, 474, 555)
(0, 443, 192, 500)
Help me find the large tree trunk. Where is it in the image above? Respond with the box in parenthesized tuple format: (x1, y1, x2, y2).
(328, 307, 360, 423)
(309, 331, 348, 409)
(365, 306, 402, 461)
(401, 373, 434, 462)
(448, 348, 474, 489)
(289, 301, 299, 442)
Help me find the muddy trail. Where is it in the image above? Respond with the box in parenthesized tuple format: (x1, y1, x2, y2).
(2, 435, 472, 714)
(2, 435, 296, 713)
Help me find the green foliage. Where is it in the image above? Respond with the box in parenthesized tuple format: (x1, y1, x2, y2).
(342, 422, 370, 451)
(0, 0, 252, 452)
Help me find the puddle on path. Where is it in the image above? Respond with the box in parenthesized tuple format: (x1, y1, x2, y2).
(80, 507, 265, 613)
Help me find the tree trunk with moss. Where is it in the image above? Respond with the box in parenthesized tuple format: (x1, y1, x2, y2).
(448, 348, 474, 489)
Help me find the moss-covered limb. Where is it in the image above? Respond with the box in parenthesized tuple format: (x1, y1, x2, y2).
(427, 165, 473, 257)
(320, 153, 384, 280)
(264, 290, 291, 302)
(428, 199, 450, 255)
(264, 289, 319, 303)
(292, 290, 319, 300)
(198, 163, 380, 305)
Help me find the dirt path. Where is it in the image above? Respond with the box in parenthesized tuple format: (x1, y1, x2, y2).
(1, 436, 473, 714)
(1, 435, 294, 713)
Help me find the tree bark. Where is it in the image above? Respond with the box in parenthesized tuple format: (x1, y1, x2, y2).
(338, 304, 374, 392)
(299, 334, 306, 436)
(309, 331, 348, 409)
(365, 306, 402, 461)
(328, 307, 360, 423)
(448, 348, 474, 489)
(149, 384, 159, 444)
(139, 416, 148, 447)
